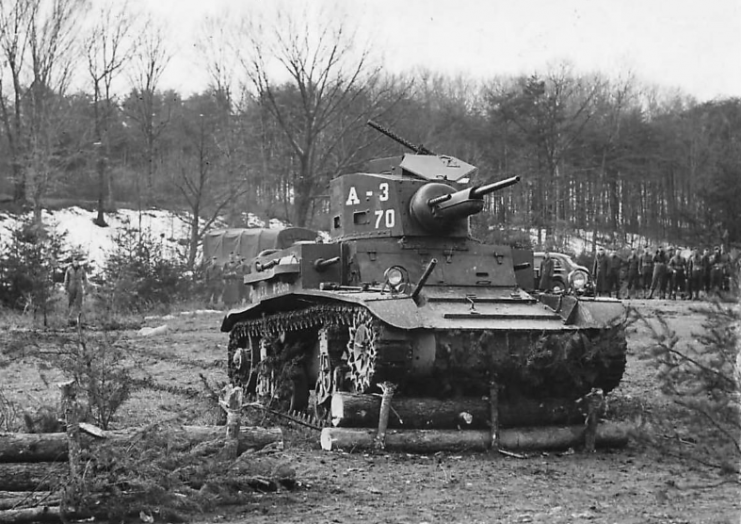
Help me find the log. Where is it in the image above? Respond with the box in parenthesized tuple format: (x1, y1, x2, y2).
(0, 492, 60, 511)
(0, 506, 61, 523)
(0, 463, 67, 492)
(0, 506, 92, 524)
(320, 423, 628, 453)
(330, 393, 588, 430)
(0, 434, 68, 463)
(0, 426, 283, 463)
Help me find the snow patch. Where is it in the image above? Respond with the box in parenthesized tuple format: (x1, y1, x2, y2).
(0, 207, 285, 271)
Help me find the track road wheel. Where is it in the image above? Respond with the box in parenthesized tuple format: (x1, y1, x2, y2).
(346, 316, 377, 393)
(233, 334, 260, 392)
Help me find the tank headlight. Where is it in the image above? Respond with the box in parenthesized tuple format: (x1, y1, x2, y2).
(383, 266, 408, 293)
(570, 270, 587, 290)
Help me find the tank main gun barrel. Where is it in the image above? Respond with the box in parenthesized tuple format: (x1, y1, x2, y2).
(427, 175, 521, 208)
(470, 175, 521, 199)
(367, 120, 436, 155)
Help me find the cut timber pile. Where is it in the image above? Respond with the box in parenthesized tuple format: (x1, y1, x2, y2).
(324, 390, 627, 454)
(0, 383, 285, 524)
(331, 393, 587, 429)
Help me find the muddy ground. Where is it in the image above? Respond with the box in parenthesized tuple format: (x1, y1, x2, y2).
(1, 298, 739, 523)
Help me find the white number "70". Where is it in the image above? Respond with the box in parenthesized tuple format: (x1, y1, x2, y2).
(374, 209, 395, 228)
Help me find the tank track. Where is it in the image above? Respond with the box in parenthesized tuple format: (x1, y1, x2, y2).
(227, 302, 627, 414)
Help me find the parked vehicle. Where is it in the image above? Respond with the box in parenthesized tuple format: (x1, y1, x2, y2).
(222, 122, 625, 425)
(533, 251, 593, 295)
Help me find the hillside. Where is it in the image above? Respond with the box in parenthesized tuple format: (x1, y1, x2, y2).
(0, 207, 284, 270)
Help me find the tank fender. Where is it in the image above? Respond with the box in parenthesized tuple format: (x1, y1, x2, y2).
(221, 290, 425, 332)
(572, 299, 626, 327)
(538, 294, 625, 328)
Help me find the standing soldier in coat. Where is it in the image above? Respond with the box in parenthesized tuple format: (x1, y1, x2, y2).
(668, 249, 686, 300)
(222, 252, 240, 309)
(205, 256, 223, 307)
(661, 246, 675, 298)
(539, 252, 555, 292)
(640, 245, 654, 298)
(687, 248, 704, 300)
(593, 248, 609, 297)
(64, 257, 87, 325)
(709, 246, 724, 295)
(607, 250, 623, 299)
(237, 257, 249, 305)
(719, 245, 731, 291)
(625, 248, 641, 299)
(648, 247, 667, 299)
(701, 247, 712, 294)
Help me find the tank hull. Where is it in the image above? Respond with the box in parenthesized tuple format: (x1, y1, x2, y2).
(224, 289, 627, 414)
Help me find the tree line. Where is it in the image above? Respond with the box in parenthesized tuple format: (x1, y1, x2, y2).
(0, 1, 739, 269)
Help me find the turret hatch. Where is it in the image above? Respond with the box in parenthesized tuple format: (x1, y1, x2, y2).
(400, 154, 477, 182)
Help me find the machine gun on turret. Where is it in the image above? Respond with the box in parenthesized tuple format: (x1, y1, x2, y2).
(367, 119, 436, 155)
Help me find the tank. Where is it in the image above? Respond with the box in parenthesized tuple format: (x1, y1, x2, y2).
(221, 121, 627, 422)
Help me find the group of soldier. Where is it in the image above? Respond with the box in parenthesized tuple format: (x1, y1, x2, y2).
(204, 252, 249, 308)
(593, 244, 734, 300)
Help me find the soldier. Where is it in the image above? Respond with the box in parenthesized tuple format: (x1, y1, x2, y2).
(687, 247, 704, 300)
(640, 245, 654, 298)
(607, 250, 623, 299)
(237, 257, 249, 305)
(592, 248, 609, 297)
(647, 247, 667, 299)
(667, 249, 686, 300)
(701, 247, 712, 294)
(222, 252, 240, 308)
(64, 256, 87, 325)
(719, 245, 731, 291)
(205, 256, 223, 307)
(625, 248, 641, 299)
(661, 246, 675, 298)
(539, 252, 555, 292)
(709, 246, 724, 295)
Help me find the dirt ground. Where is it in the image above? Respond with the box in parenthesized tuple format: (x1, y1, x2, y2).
(1, 298, 740, 523)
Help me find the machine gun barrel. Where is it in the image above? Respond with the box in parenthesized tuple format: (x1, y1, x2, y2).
(367, 119, 435, 155)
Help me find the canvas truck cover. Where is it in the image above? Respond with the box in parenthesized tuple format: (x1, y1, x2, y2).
(202, 227, 319, 265)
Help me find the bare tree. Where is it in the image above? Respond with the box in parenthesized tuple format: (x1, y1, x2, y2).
(0, 0, 86, 216)
(196, 14, 238, 108)
(234, 5, 399, 227)
(172, 97, 250, 270)
(84, 1, 136, 227)
(124, 15, 171, 204)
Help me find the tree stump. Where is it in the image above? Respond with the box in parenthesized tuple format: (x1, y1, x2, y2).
(488, 381, 500, 451)
(374, 382, 396, 451)
(219, 385, 244, 458)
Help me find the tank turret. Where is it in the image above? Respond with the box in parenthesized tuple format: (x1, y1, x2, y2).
(410, 176, 520, 231)
(329, 121, 521, 240)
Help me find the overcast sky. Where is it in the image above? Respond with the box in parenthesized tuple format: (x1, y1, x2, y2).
(129, 0, 741, 102)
